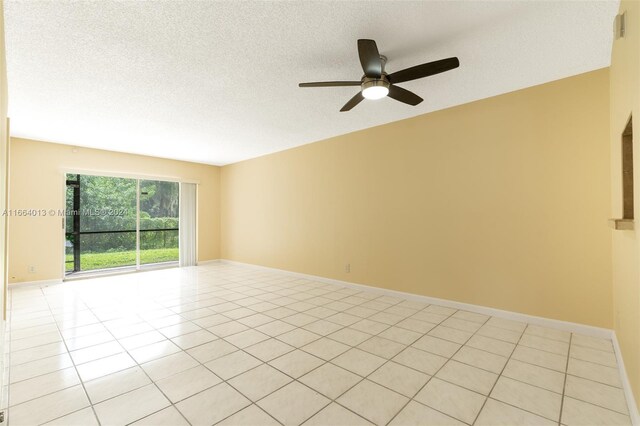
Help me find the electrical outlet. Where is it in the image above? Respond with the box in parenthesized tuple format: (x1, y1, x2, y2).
(28, 265, 36, 274)
(345, 263, 351, 273)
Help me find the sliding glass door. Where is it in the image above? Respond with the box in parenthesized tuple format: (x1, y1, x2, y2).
(65, 174, 179, 275)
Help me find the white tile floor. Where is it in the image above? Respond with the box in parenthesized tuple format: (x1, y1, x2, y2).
(1, 263, 633, 425)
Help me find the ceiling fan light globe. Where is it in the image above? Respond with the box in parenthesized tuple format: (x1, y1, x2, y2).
(362, 86, 389, 100)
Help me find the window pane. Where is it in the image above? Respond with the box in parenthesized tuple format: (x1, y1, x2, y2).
(66, 174, 138, 273)
(139, 180, 179, 265)
(79, 175, 137, 233)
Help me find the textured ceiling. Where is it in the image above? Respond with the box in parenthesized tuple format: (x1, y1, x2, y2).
(4, 1, 618, 166)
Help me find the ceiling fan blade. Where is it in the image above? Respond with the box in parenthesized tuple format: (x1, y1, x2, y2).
(389, 57, 459, 84)
(357, 39, 382, 78)
(340, 92, 364, 112)
(299, 81, 361, 87)
(388, 85, 423, 106)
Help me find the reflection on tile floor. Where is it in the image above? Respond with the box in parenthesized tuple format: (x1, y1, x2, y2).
(1, 263, 633, 425)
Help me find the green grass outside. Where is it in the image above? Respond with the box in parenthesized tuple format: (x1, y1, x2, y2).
(66, 247, 179, 272)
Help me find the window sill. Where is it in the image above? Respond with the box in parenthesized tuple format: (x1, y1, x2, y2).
(608, 218, 634, 230)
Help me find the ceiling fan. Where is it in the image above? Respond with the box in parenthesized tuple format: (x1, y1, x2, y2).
(299, 39, 459, 112)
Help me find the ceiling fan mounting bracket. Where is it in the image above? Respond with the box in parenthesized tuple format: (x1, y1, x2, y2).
(379, 55, 387, 73)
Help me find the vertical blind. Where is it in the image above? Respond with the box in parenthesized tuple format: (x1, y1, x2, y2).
(179, 183, 197, 267)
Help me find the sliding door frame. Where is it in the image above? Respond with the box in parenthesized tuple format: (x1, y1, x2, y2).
(61, 169, 195, 277)
(136, 179, 141, 269)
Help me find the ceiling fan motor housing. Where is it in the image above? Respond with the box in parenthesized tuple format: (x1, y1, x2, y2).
(361, 54, 390, 100)
(361, 75, 390, 92)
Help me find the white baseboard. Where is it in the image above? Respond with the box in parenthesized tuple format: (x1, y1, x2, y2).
(218, 259, 639, 422)
(8, 278, 63, 289)
(196, 259, 222, 266)
(613, 332, 640, 425)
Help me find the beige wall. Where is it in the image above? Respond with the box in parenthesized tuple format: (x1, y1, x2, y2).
(221, 69, 612, 328)
(610, 0, 640, 407)
(8, 138, 220, 283)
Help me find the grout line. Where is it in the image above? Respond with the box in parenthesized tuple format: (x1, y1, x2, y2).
(471, 323, 529, 425)
(35, 287, 103, 426)
(3, 302, 455, 424)
(85, 338, 193, 425)
(558, 333, 572, 426)
(51, 271, 420, 425)
(5, 264, 631, 426)
(154, 279, 377, 425)
(48, 270, 359, 425)
(382, 307, 466, 425)
(11, 297, 187, 425)
(2, 286, 520, 426)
